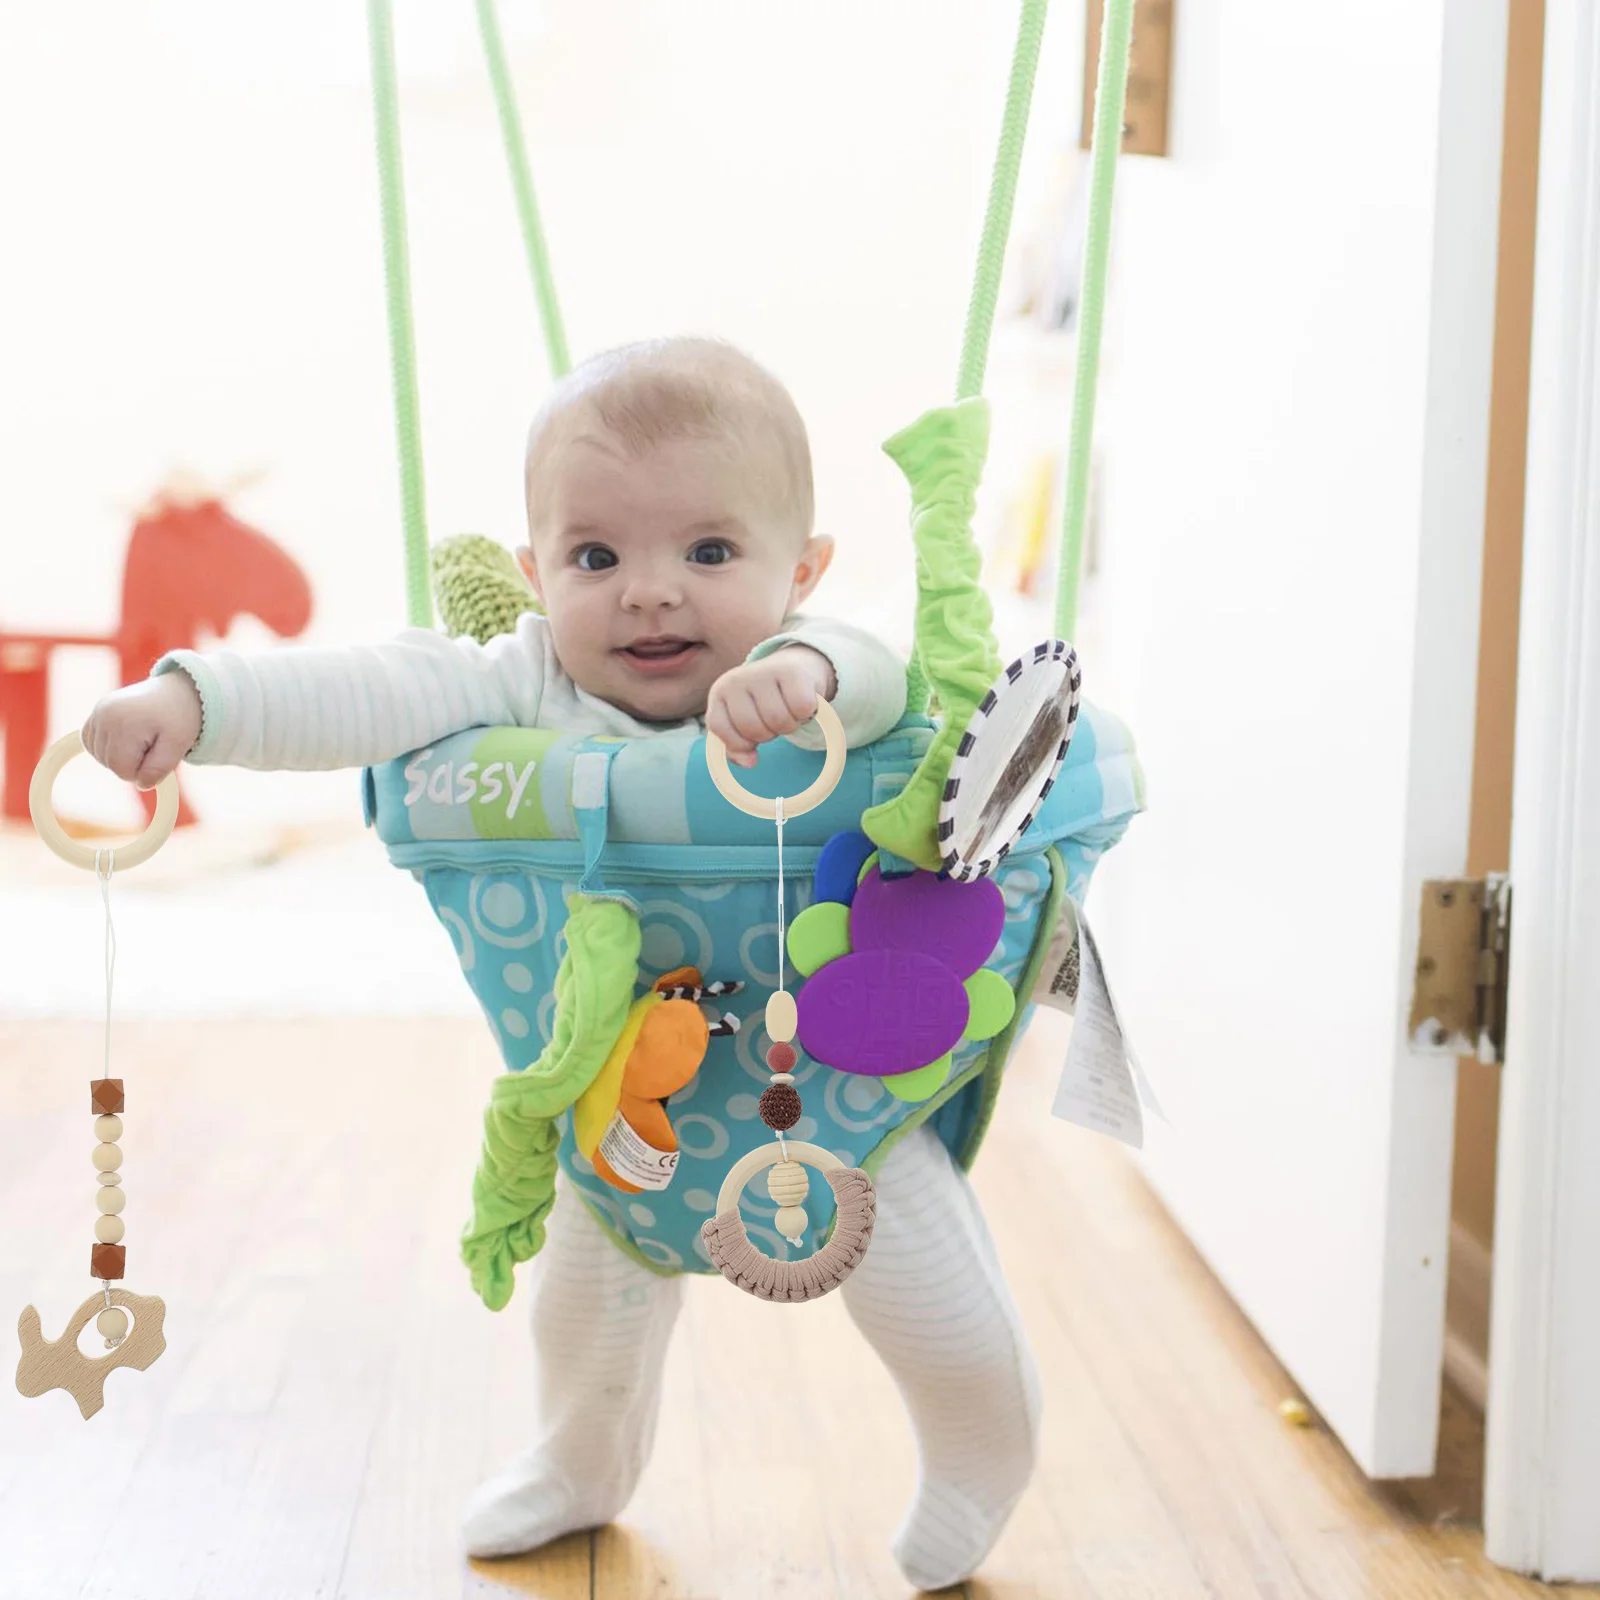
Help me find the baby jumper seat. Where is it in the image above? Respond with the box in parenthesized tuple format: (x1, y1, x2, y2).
(368, 701, 1140, 1302)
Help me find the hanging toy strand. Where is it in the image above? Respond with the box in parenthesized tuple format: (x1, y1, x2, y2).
(702, 704, 878, 1302)
(18, 734, 177, 1418)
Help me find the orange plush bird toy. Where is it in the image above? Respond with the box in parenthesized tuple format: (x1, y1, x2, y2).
(573, 969, 741, 1194)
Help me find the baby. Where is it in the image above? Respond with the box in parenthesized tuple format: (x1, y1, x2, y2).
(84, 337, 1041, 1591)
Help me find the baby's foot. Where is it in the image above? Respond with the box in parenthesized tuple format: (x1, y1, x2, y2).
(461, 1445, 627, 1559)
(890, 1474, 1030, 1594)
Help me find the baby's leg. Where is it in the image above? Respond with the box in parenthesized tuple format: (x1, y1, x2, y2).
(842, 1124, 1042, 1592)
(461, 1183, 684, 1559)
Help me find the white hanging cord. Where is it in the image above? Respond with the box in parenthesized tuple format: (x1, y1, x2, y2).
(94, 850, 117, 1082)
(774, 793, 786, 997)
(774, 794, 788, 1167)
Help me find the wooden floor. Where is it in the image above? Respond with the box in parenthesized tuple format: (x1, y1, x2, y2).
(0, 1013, 1590, 1600)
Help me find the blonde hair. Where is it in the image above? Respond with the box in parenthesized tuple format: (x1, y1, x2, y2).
(524, 337, 814, 541)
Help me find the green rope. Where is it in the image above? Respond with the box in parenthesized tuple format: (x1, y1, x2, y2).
(1055, 0, 1134, 639)
(366, 0, 433, 629)
(955, 0, 1050, 402)
(474, 0, 572, 378)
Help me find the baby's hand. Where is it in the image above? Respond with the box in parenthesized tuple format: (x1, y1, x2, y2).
(706, 649, 837, 769)
(82, 673, 202, 789)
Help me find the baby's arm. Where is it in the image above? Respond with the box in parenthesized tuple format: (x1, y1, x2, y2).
(707, 615, 906, 765)
(84, 614, 550, 785)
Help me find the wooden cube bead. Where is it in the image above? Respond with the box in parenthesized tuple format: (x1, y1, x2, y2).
(91, 1243, 126, 1280)
(91, 1079, 124, 1115)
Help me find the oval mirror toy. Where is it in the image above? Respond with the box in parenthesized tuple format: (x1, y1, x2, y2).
(938, 639, 1081, 881)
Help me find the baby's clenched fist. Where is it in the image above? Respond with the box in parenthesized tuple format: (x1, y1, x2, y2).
(82, 672, 202, 789)
(705, 648, 837, 769)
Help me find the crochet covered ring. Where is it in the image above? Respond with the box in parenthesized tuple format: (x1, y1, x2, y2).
(700, 1142, 877, 1302)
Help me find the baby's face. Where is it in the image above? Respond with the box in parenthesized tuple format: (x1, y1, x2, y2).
(521, 432, 829, 723)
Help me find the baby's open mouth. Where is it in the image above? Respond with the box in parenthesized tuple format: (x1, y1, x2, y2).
(617, 637, 705, 672)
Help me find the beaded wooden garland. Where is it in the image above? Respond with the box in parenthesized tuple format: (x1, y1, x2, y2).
(703, 703, 876, 1300)
(18, 733, 177, 1416)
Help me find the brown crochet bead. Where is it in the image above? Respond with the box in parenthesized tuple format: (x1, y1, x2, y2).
(759, 1083, 803, 1131)
(91, 1079, 124, 1115)
(764, 1042, 797, 1074)
(91, 1243, 126, 1281)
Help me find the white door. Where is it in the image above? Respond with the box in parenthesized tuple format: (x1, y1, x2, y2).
(1081, 1, 1509, 1476)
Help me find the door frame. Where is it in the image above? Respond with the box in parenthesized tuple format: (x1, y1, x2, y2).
(1483, 0, 1600, 1578)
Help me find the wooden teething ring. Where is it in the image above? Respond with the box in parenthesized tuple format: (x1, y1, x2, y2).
(700, 1141, 877, 1302)
(704, 697, 847, 820)
(28, 732, 180, 872)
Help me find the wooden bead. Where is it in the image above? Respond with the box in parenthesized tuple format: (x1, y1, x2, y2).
(92, 1142, 121, 1173)
(94, 1215, 125, 1244)
(96, 1307, 129, 1340)
(759, 1083, 802, 1130)
(767, 1161, 810, 1207)
(91, 1079, 124, 1115)
(767, 1072, 796, 1085)
(96, 1173, 122, 1187)
(96, 1187, 126, 1216)
(94, 1114, 123, 1142)
(774, 1205, 808, 1242)
(91, 1243, 125, 1280)
(765, 990, 797, 1043)
(765, 1042, 798, 1073)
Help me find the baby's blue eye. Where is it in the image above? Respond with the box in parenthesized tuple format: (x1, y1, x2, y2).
(689, 540, 734, 566)
(575, 545, 618, 572)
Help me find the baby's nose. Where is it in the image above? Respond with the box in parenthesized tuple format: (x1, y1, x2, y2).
(621, 562, 685, 610)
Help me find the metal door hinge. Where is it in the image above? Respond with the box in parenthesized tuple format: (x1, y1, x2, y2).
(1408, 876, 1512, 1064)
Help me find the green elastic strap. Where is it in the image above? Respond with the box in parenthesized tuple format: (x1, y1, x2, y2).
(861, 401, 1001, 870)
(459, 896, 641, 1310)
(432, 534, 543, 643)
(366, 0, 433, 630)
(1056, 0, 1134, 638)
(474, 0, 573, 378)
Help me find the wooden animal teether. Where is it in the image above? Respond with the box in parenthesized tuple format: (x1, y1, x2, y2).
(703, 700, 878, 1301)
(18, 732, 178, 1416)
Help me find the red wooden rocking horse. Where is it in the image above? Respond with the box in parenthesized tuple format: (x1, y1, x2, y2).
(0, 477, 312, 826)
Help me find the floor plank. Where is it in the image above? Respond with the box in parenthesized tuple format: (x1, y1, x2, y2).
(0, 1015, 1592, 1599)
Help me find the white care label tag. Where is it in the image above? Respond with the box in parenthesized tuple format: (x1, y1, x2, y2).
(1032, 899, 1165, 1148)
(597, 1113, 679, 1191)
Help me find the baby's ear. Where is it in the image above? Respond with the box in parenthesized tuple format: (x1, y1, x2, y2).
(515, 544, 544, 601)
(789, 535, 835, 606)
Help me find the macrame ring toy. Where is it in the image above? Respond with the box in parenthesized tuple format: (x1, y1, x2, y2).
(704, 697, 847, 820)
(29, 732, 180, 871)
(701, 1142, 877, 1302)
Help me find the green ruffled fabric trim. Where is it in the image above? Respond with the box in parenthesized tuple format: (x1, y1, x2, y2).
(861, 399, 1002, 869)
(432, 533, 542, 644)
(459, 895, 641, 1310)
